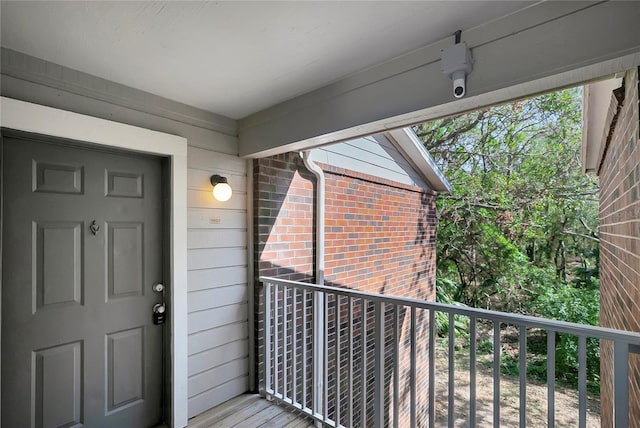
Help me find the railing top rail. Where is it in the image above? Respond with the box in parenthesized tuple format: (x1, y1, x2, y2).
(260, 276, 640, 344)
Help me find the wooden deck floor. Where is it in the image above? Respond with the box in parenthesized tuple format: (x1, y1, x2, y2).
(187, 394, 314, 428)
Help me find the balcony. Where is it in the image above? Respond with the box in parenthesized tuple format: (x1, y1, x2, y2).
(259, 277, 640, 428)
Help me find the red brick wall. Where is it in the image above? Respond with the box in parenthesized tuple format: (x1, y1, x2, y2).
(254, 153, 438, 425)
(254, 153, 315, 282)
(322, 163, 437, 300)
(598, 67, 640, 427)
(321, 163, 437, 426)
(253, 153, 316, 400)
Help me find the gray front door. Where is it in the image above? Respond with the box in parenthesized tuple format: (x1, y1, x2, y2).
(1, 132, 164, 427)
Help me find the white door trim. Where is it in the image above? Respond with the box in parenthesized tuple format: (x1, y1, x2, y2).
(0, 96, 189, 428)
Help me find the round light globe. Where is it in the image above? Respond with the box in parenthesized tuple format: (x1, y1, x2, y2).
(213, 182, 232, 202)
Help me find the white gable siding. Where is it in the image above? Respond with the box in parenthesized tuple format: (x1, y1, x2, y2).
(1, 49, 249, 420)
(309, 135, 430, 189)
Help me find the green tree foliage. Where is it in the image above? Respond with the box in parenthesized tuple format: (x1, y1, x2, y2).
(416, 88, 599, 312)
(419, 89, 601, 388)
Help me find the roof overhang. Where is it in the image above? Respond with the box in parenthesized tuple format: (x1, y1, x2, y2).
(581, 76, 623, 174)
(239, 2, 640, 158)
(386, 127, 452, 193)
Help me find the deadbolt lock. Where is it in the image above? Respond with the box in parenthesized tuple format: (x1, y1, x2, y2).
(153, 303, 166, 325)
(152, 283, 165, 293)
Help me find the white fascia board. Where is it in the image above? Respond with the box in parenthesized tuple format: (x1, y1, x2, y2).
(581, 76, 623, 173)
(239, 1, 640, 158)
(386, 127, 452, 193)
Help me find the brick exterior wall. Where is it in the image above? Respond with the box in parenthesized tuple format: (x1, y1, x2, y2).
(253, 152, 316, 406)
(254, 152, 316, 283)
(322, 163, 437, 300)
(598, 67, 640, 427)
(322, 163, 437, 426)
(253, 152, 438, 426)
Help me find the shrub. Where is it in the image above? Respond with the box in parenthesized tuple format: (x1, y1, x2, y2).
(531, 282, 600, 390)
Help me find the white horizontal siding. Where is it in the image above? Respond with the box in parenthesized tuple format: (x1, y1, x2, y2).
(187, 229, 248, 249)
(188, 322, 249, 355)
(187, 266, 247, 292)
(310, 135, 428, 188)
(189, 358, 249, 398)
(187, 208, 247, 229)
(188, 146, 246, 173)
(188, 304, 248, 334)
(187, 189, 246, 210)
(188, 248, 246, 270)
(186, 146, 249, 417)
(188, 284, 247, 312)
(188, 339, 249, 377)
(187, 376, 249, 420)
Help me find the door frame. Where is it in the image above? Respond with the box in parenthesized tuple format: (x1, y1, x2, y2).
(0, 96, 189, 428)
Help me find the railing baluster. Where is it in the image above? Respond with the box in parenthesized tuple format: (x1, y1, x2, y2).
(274, 283, 279, 396)
(448, 312, 455, 428)
(313, 289, 325, 419)
(393, 304, 399, 428)
(292, 288, 297, 405)
(519, 326, 527, 428)
(324, 293, 329, 425)
(348, 296, 354, 428)
(335, 295, 341, 427)
(547, 330, 555, 428)
(493, 321, 500, 427)
(374, 301, 384, 428)
(613, 341, 629, 427)
(429, 309, 435, 428)
(578, 335, 587, 428)
(283, 286, 288, 400)
(302, 289, 307, 410)
(470, 316, 477, 428)
(411, 306, 417, 427)
(361, 299, 368, 428)
(265, 281, 272, 396)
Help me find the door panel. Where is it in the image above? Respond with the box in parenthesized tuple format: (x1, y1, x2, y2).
(107, 327, 144, 412)
(34, 341, 83, 428)
(33, 160, 84, 194)
(2, 133, 164, 428)
(107, 222, 144, 299)
(35, 221, 84, 310)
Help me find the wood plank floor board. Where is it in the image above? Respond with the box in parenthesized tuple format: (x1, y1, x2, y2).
(257, 408, 301, 427)
(188, 394, 258, 427)
(229, 405, 287, 427)
(212, 401, 273, 428)
(188, 394, 313, 428)
(282, 419, 313, 428)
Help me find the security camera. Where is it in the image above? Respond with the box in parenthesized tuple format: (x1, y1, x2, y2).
(452, 70, 466, 98)
(441, 30, 474, 99)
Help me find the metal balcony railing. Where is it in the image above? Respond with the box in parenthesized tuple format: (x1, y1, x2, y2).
(260, 276, 640, 427)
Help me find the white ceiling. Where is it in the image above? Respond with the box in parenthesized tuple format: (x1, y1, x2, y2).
(1, 1, 534, 119)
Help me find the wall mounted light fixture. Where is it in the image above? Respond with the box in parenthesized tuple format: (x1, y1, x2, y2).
(210, 174, 232, 202)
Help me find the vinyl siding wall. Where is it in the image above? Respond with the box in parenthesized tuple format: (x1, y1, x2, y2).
(309, 134, 429, 188)
(1, 48, 249, 419)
